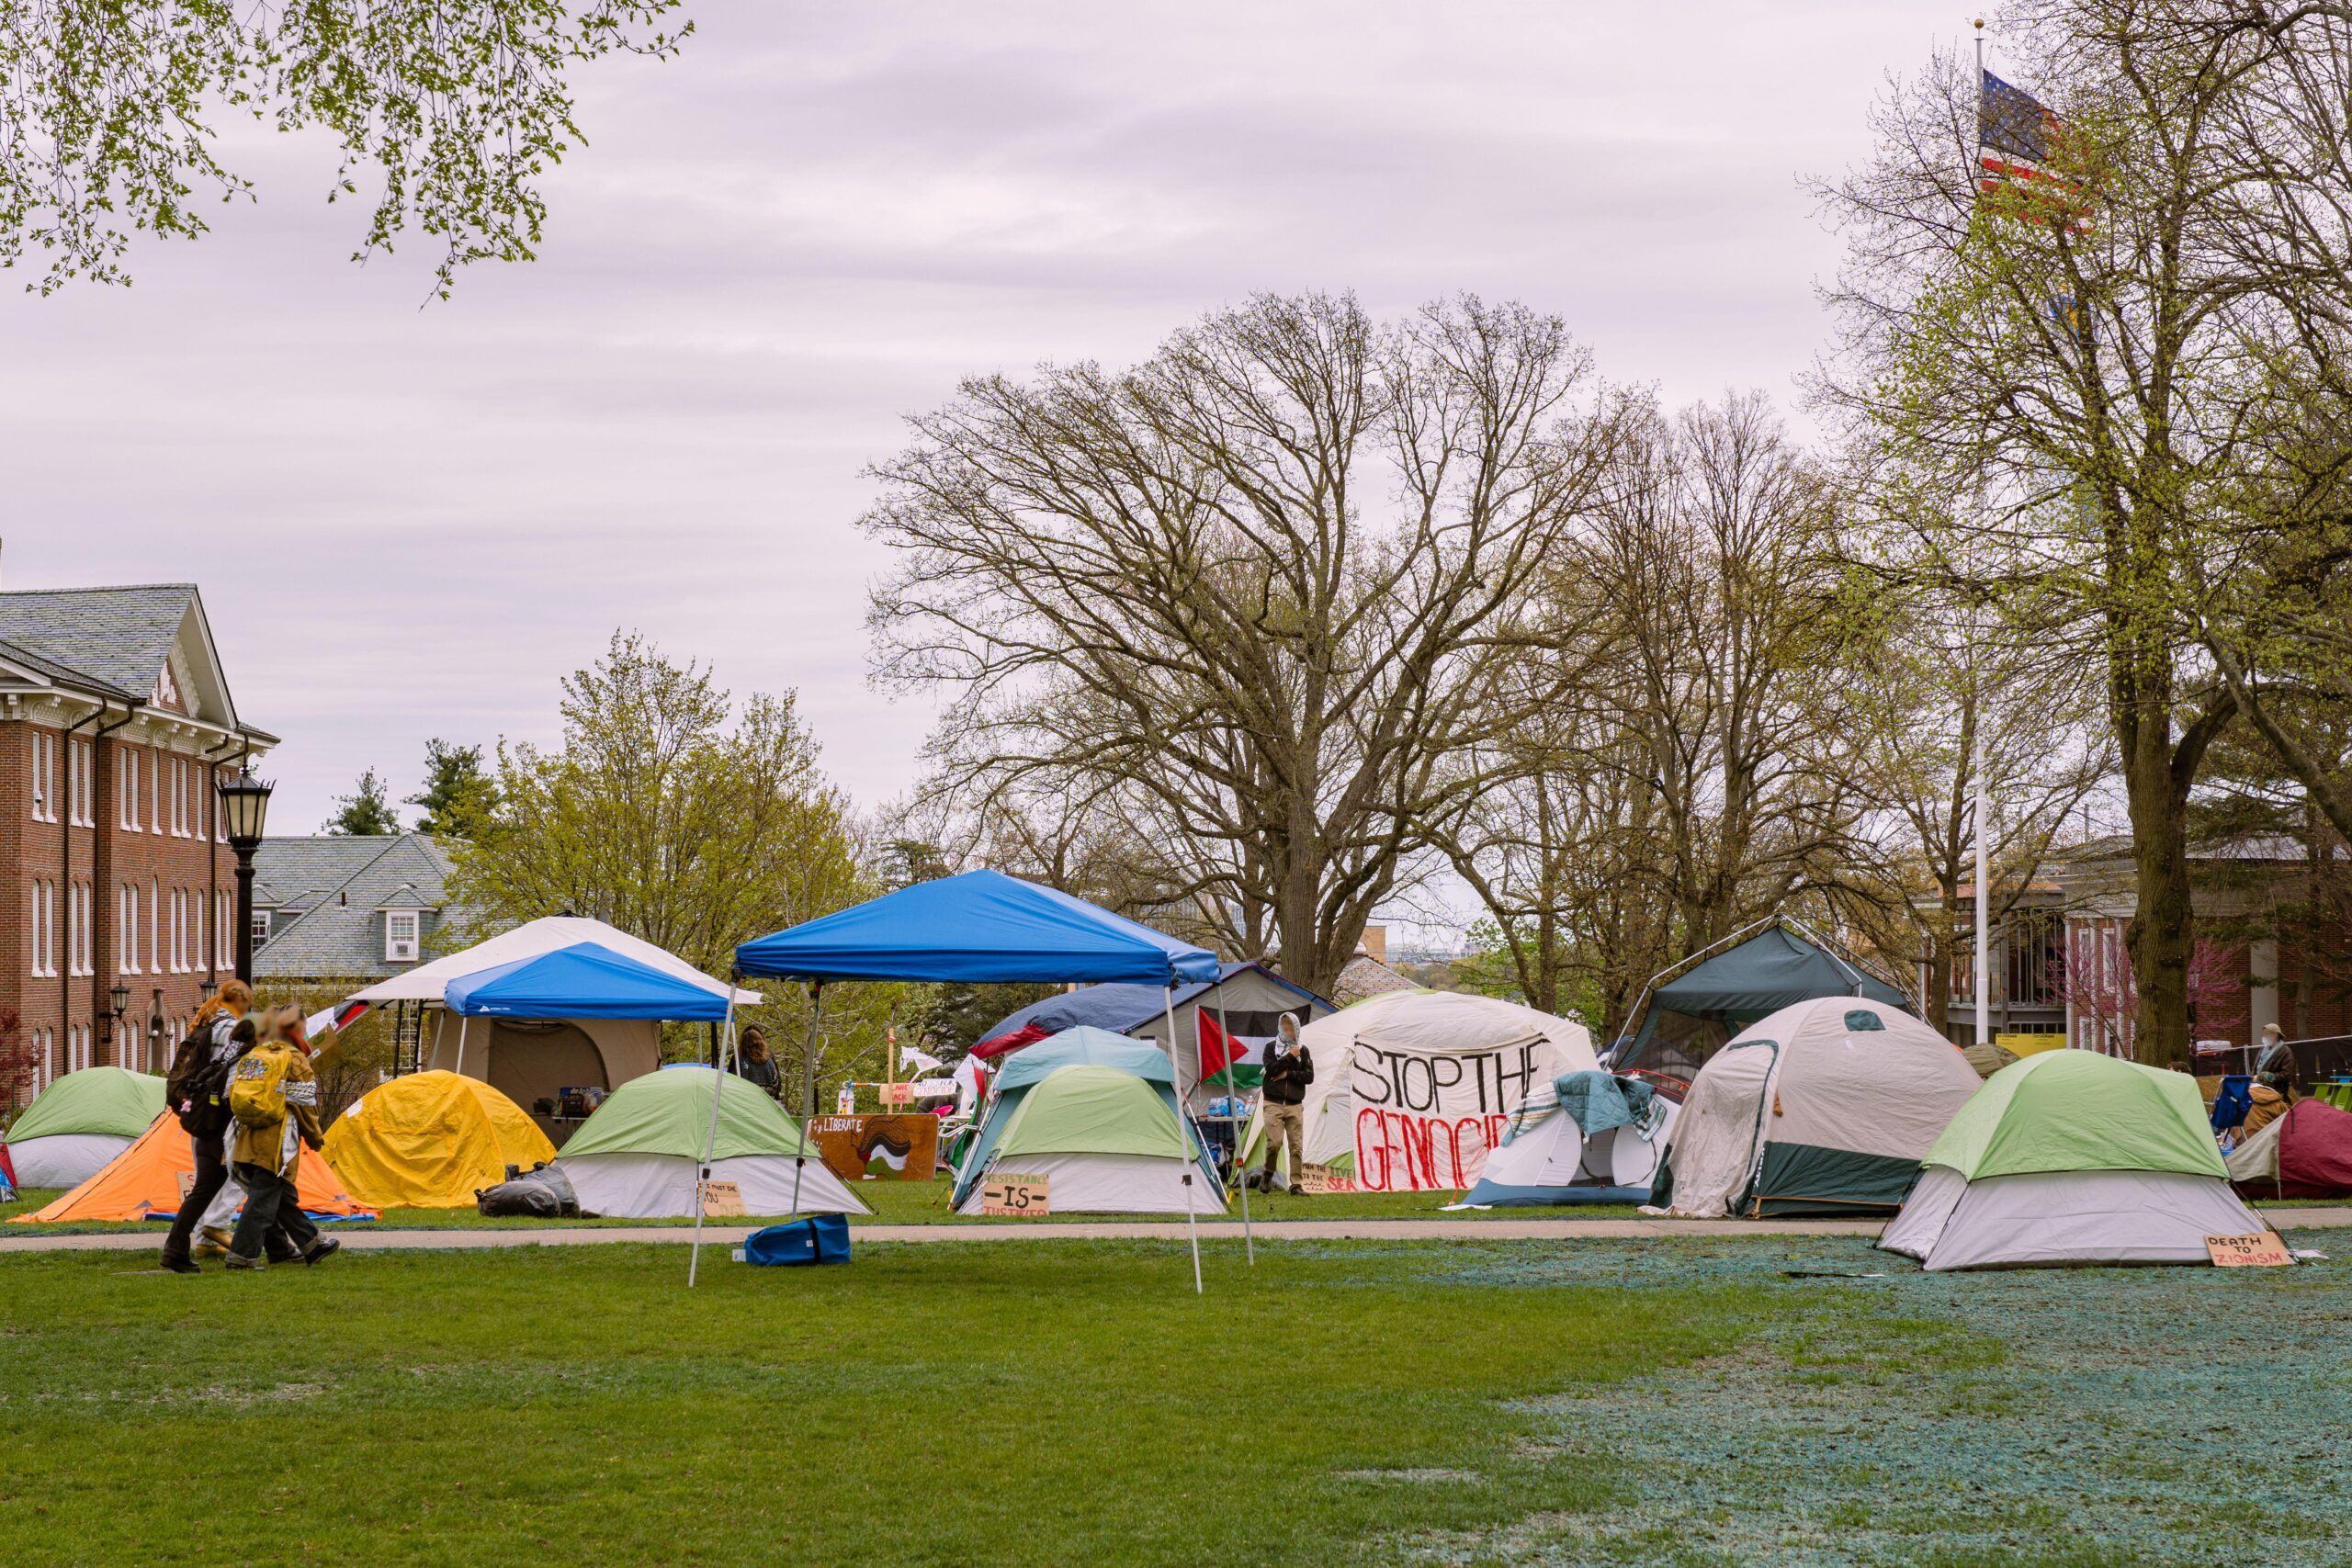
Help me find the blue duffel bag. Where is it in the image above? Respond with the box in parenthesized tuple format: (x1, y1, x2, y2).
(740, 1213, 852, 1267)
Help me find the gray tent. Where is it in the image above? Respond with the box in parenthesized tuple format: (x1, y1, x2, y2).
(1614, 920, 1913, 1080)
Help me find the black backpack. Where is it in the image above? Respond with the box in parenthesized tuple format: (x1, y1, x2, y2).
(171, 1020, 253, 1138)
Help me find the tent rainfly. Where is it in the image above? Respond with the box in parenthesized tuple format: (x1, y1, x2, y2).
(1616, 921, 1912, 1079)
(1880, 1049, 2267, 1270)
(551, 1067, 868, 1219)
(323, 1071, 558, 1210)
(10, 1113, 372, 1224)
(2226, 1097, 2352, 1200)
(951, 1027, 1225, 1214)
(3, 1068, 166, 1188)
(1651, 997, 1980, 1218)
(1458, 1071, 1683, 1207)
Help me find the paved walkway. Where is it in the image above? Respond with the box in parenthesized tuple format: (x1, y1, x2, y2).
(6, 1208, 2348, 1254)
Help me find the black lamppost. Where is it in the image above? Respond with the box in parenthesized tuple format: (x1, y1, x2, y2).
(103, 981, 130, 1045)
(216, 768, 274, 985)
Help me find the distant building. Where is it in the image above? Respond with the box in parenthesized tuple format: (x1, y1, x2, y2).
(1936, 834, 2352, 1057)
(251, 832, 460, 987)
(0, 583, 275, 1102)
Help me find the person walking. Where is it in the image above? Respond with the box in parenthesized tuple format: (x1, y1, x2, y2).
(158, 980, 253, 1273)
(1257, 1014, 1314, 1192)
(733, 1026, 783, 1100)
(223, 1007, 339, 1271)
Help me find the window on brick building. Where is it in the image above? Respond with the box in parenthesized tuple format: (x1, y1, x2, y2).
(29, 732, 55, 822)
(119, 748, 140, 830)
(119, 883, 140, 974)
(70, 881, 90, 976)
(217, 891, 232, 967)
(71, 739, 92, 826)
(149, 876, 159, 974)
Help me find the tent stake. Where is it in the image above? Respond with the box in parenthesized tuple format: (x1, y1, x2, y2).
(1166, 985, 1203, 1294)
(687, 978, 744, 1287)
(1219, 998, 1253, 1265)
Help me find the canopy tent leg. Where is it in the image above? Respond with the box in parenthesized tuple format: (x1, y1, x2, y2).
(1218, 999, 1253, 1265)
(1166, 985, 1203, 1295)
(789, 983, 827, 1220)
(687, 980, 744, 1287)
(452, 1015, 469, 1078)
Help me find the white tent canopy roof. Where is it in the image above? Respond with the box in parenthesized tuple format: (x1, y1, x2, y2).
(346, 916, 759, 1007)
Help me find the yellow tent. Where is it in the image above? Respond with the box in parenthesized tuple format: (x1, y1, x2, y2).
(10, 1114, 372, 1224)
(322, 1070, 556, 1209)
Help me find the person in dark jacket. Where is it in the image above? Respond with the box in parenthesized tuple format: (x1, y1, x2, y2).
(1257, 1014, 1315, 1191)
(159, 980, 252, 1273)
(733, 1027, 783, 1100)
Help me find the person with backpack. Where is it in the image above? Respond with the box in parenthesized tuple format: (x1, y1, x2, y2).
(159, 981, 254, 1274)
(224, 1006, 339, 1271)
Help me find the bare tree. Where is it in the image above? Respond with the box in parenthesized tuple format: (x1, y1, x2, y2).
(1814, 2, 2352, 1061)
(865, 292, 1623, 997)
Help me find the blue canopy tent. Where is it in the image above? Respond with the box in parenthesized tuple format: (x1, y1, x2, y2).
(733, 868, 1236, 1287)
(444, 942, 735, 1021)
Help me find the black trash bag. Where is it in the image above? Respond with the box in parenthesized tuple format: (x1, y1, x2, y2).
(475, 1161, 583, 1219)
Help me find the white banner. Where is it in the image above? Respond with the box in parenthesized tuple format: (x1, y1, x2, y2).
(1348, 1036, 1554, 1190)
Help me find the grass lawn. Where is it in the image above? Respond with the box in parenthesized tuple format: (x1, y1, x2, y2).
(5, 1232, 2351, 1565)
(0, 1176, 1645, 1234)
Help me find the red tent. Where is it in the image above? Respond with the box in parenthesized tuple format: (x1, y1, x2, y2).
(2228, 1097, 2352, 1199)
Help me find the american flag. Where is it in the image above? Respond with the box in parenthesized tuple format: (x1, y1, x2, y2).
(1979, 70, 2088, 228)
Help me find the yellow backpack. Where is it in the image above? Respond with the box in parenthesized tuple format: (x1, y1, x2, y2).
(228, 1046, 291, 1129)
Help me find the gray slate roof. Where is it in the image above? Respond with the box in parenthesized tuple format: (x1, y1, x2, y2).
(253, 833, 463, 981)
(0, 584, 195, 696)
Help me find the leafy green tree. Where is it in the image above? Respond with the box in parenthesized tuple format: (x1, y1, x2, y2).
(323, 767, 401, 835)
(446, 631, 893, 1106)
(1, 0, 692, 296)
(407, 739, 498, 840)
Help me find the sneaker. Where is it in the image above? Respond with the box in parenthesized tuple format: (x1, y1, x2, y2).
(159, 1254, 202, 1275)
(223, 1253, 266, 1272)
(300, 1237, 341, 1267)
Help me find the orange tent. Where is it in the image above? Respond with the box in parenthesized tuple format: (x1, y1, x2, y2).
(9, 1113, 374, 1224)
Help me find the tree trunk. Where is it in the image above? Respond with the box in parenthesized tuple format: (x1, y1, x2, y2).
(2121, 728, 2195, 1068)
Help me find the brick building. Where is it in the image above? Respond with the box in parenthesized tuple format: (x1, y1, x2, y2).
(1, 584, 274, 1108)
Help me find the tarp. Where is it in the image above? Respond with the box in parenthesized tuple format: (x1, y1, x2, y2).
(733, 868, 1219, 985)
(951, 1027, 1222, 1207)
(6, 1067, 164, 1142)
(9, 1113, 373, 1224)
(974, 962, 1329, 1059)
(348, 914, 758, 1007)
(444, 941, 734, 1021)
(2227, 1096, 2352, 1198)
(558, 1066, 817, 1162)
(1924, 1049, 2227, 1180)
(322, 1071, 558, 1209)
(1621, 924, 1910, 1073)
(989, 1026, 1176, 1091)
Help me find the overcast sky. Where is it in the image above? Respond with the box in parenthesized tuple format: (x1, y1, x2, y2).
(5, 2, 1954, 918)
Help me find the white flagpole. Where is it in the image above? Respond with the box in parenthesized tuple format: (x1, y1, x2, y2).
(1217, 998, 1253, 1265)
(452, 1014, 469, 1077)
(1165, 985, 1203, 1295)
(687, 976, 743, 1287)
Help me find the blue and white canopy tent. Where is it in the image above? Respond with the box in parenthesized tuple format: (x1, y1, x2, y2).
(731, 869, 1239, 1288)
(445, 941, 737, 1022)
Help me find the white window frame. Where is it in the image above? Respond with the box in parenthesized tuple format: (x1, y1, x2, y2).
(385, 909, 422, 963)
(149, 876, 159, 975)
(217, 891, 232, 968)
(29, 732, 54, 822)
(252, 908, 275, 948)
(70, 879, 91, 976)
(118, 747, 140, 830)
(71, 739, 92, 826)
(119, 882, 140, 975)
(174, 756, 188, 836)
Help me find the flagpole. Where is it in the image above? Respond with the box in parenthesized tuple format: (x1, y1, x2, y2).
(686, 978, 741, 1288)
(1970, 19, 1994, 1050)
(1165, 984, 1203, 1295)
(1216, 998, 1253, 1265)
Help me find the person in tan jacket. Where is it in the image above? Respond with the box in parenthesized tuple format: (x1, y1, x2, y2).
(224, 1007, 338, 1270)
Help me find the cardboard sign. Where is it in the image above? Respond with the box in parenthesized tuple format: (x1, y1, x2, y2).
(807, 1114, 941, 1182)
(1297, 1162, 1356, 1195)
(877, 1082, 914, 1106)
(981, 1174, 1052, 1216)
(2207, 1232, 2292, 1268)
(701, 1180, 745, 1218)
(175, 1169, 197, 1201)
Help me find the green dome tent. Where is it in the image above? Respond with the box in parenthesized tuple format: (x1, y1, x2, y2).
(552, 1067, 869, 1219)
(952, 1028, 1225, 1215)
(4, 1068, 165, 1189)
(1880, 1050, 2266, 1270)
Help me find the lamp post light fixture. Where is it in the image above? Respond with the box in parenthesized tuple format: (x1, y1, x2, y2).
(216, 768, 275, 985)
(104, 981, 130, 1045)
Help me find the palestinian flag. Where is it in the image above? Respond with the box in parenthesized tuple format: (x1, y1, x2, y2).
(1199, 1010, 1263, 1089)
(304, 1000, 369, 1043)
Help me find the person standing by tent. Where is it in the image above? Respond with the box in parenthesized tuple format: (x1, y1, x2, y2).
(1257, 1014, 1314, 1192)
(733, 1026, 783, 1100)
(224, 1007, 339, 1271)
(158, 980, 254, 1274)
